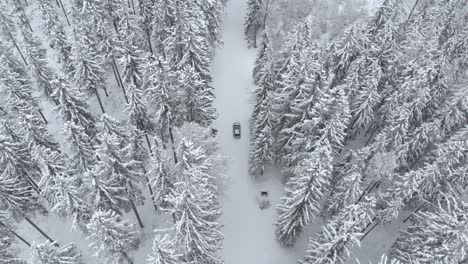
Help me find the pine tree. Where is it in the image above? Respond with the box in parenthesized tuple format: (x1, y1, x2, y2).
(0, 54, 49, 127)
(37, 0, 73, 73)
(166, 173, 223, 264)
(70, 36, 108, 113)
(11, 0, 33, 32)
(52, 76, 97, 138)
(87, 132, 143, 213)
(0, 4, 27, 65)
(87, 209, 140, 264)
(89, 117, 146, 227)
(31, 241, 84, 264)
(20, 28, 58, 103)
(136, 0, 155, 54)
(244, 0, 266, 48)
(150, 0, 175, 57)
(389, 194, 468, 264)
(156, 138, 223, 264)
(307, 85, 351, 155)
(275, 141, 333, 247)
(0, 218, 26, 264)
(249, 91, 275, 176)
(0, 164, 39, 221)
(147, 138, 175, 211)
(196, 0, 224, 47)
(300, 200, 375, 264)
(0, 136, 41, 193)
(33, 147, 88, 219)
(252, 29, 274, 85)
(148, 235, 182, 264)
(165, 1, 213, 83)
(62, 121, 96, 174)
(144, 57, 183, 147)
(178, 65, 217, 126)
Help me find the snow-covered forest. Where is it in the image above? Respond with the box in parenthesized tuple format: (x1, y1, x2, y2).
(0, 0, 467, 263)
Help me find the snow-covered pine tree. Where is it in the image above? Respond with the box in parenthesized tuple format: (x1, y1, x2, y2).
(89, 116, 146, 227)
(178, 65, 217, 126)
(244, 0, 266, 48)
(125, 82, 155, 149)
(20, 28, 58, 103)
(389, 194, 468, 263)
(252, 29, 274, 86)
(165, 0, 213, 84)
(275, 140, 333, 247)
(33, 147, 89, 222)
(0, 217, 26, 264)
(87, 209, 140, 264)
(52, 76, 97, 137)
(0, 53, 50, 127)
(11, 0, 33, 32)
(99, 114, 130, 146)
(0, 4, 27, 65)
(62, 121, 96, 174)
(0, 59, 59, 153)
(249, 90, 275, 176)
(31, 241, 84, 264)
(300, 199, 375, 264)
(148, 137, 175, 211)
(155, 137, 223, 263)
(117, 6, 146, 52)
(144, 56, 182, 148)
(379, 125, 468, 224)
(167, 163, 223, 263)
(36, 0, 73, 73)
(196, 0, 224, 48)
(147, 234, 182, 264)
(118, 22, 142, 104)
(0, 135, 41, 193)
(136, 0, 155, 54)
(150, 0, 175, 57)
(0, 157, 40, 220)
(308, 85, 351, 155)
(175, 123, 226, 191)
(70, 35, 108, 113)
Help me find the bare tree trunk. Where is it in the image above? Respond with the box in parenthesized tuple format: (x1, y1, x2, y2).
(360, 220, 379, 241)
(142, 166, 158, 212)
(24, 216, 57, 245)
(103, 86, 109, 97)
(121, 251, 134, 264)
(57, 0, 71, 26)
(111, 62, 121, 88)
(112, 57, 128, 103)
(169, 126, 177, 164)
(145, 134, 153, 155)
(8, 31, 28, 66)
(38, 110, 48, 124)
(0, 220, 31, 247)
(130, 199, 144, 228)
(130, 0, 136, 14)
(145, 28, 153, 54)
(93, 88, 106, 113)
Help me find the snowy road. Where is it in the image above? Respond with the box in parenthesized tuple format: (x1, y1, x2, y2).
(212, 1, 309, 263)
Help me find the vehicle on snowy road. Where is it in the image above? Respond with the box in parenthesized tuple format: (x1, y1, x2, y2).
(233, 122, 241, 137)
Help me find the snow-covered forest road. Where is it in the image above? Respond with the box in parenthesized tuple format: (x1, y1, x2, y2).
(212, 1, 309, 262)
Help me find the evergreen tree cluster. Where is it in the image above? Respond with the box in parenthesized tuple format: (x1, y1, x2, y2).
(247, 0, 468, 262)
(0, 0, 225, 263)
